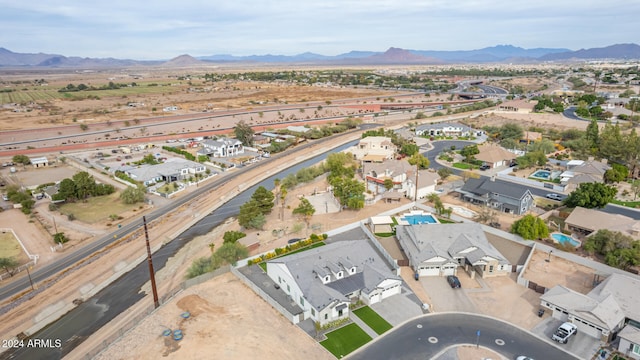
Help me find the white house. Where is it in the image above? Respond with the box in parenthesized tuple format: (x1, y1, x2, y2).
(348, 136, 397, 162)
(363, 160, 439, 200)
(396, 223, 510, 278)
(198, 137, 244, 158)
(266, 240, 402, 326)
(415, 122, 474, 137)
(29, 156, 49, 168)
(123, 158, 207, 186)
(618, 325, 640, 359)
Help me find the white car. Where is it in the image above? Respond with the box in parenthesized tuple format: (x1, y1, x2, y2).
(545, 193, 563, 201)
(552, 322, 578, 343)
(516, 357, 534, 360)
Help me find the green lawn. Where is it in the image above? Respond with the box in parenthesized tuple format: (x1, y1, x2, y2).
(452, 162, 473, 170)
(353, 306, 392, 335)
(320, 323, 372, 358)
(436, 218, 456, 224)
(59, 192, 140, 223)
(610, 199, 640, 208)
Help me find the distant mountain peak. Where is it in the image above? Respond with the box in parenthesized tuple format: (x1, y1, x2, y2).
(163, 54, 205, 66)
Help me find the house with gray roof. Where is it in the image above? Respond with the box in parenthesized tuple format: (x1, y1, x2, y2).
(198, 137, 244, 157)
(266, 240, 402, 326)
(559, 157, 611, 192)
(124, 158, 206, 186)
(364, 160, 440, 200)
(396, 223, 510, 278)
(618, 325, 640, 359)
(541, 273, 640, 342)
(458, 177, 534, 215)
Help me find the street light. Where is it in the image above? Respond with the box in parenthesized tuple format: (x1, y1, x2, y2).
(546, 250, 553, 263)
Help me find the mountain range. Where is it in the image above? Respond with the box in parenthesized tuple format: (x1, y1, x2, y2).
(1, 43, 639, 68)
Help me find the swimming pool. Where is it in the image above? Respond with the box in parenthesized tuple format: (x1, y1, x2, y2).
(399, 213, 438, 225)
(551, 232, 581, 247)
(530, 170, 551, 180)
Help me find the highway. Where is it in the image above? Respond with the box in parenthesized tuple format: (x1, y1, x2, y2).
(348, 313, 579, 360)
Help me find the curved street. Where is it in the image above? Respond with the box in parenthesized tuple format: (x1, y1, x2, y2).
(348, 313, 579, 360)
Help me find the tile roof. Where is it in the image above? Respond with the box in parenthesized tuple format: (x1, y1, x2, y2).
(475, 144, 517, 163)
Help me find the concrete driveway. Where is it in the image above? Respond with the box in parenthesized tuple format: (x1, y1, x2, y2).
(419, 275, 478, 313)
(370, 286, 424, 326)
(531, 317, 601, 360)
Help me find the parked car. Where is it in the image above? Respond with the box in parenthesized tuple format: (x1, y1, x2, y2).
(287, 238, 303, 244)
(479, 164, 491, 171)
(552, 322, 577, 344)
(447, 275, 461, 288)
(516, 356, 535, 360)
(489, 222, 501, 229)
(414, 272, 419, 281)
(545, 193, 563, 201)
(2, 194, 8, 201)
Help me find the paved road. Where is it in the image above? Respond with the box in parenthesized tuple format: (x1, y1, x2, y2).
(348, 313, 579, 360)
(562, 106, 585, 121)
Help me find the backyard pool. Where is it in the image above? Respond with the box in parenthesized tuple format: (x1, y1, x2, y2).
(551, 232, 582, 248)
(398, 212, 439, 225)
(530, 170, 551, 180)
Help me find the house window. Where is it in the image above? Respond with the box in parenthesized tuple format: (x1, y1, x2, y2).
(338, 309, 343, 317)
(311, 308, 315, 316)
(633, 344, 640, 355)
(325, 314, 328, 320)
(278, 276, 281, 284)
(489, 265, 494, 272)
(287, 284, 290, 292)
(300, 297, 304, 306)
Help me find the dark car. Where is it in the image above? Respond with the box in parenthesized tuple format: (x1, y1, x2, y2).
(489, 222, 501, 229)
(479, 164, 490, 171)
(287, 238, 303, 244)
(447, 275, 461, 288)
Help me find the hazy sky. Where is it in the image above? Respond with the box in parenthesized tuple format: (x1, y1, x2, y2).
(1, 1, 638, 59)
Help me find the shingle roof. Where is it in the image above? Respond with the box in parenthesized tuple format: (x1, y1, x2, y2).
(461, 178, 531, 200)
(565, 207, 636, 234)
(268, 240, 399, 310)
(475, 144, 517, 163)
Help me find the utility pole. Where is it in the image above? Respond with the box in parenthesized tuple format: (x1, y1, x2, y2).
(52, 216, 58, 234)
(143, 216, 160, 308)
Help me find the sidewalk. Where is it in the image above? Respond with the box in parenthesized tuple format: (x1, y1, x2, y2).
(349, 312, 378, 339)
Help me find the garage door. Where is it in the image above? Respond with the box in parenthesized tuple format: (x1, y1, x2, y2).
(381, 284, 401, 300)
(419, 266, 440, 276)
(441, 266, 456, 276)
(575, 321, 601, 339)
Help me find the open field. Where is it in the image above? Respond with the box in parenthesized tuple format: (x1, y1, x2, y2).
(0, 231, 27, 263)
(58, 192, 142, 224)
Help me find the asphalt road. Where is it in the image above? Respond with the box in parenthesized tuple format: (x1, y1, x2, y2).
(348, 313, 579, 360)
(562, 106, 584, 121)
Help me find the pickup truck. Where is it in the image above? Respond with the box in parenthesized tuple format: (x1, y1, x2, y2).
(552, 322, 577, 343)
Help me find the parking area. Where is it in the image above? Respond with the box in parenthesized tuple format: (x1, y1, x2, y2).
(1, 164, 77, 188)
(531, 317, 601, 360)
(369, 286, 424, 326)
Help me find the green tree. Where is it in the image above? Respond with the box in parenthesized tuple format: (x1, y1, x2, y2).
(330, 177, 365, 209)
(250, 186, 275, 214)
(510, 215, 549, 240)
(72, 171, 96, 200)
(120, 185, 146, 204)
(585, 119, 599, 150)
(211, 242, 249, 268)
(604, 163, 628, 183)
(400, 143, 420, 156)
(223, 230, 246, 244)
(292, 197, 316, 226)
(238, 200, 265, 229)
(564, 182, 617, 208)
(499, 123, 524, 141)
(437, 168, 452, 180)
(407, 153, 430, 169)
(583, 229, 640, 270)
(12, 154, 30, 166)
(460, 144, 479, 160)
(528, 139, 556, 154)
(57, 178, 77, 201)
(0, 257, 19, 277)
(53, 232, 69, 244)
(383, 178, 394, 191)
(598, 122, 624, 163)
(233, 120, 254, 146)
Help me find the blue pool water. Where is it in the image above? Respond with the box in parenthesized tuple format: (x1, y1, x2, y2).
(400, 214, 438, 225)
(531, 170, 551, 179)
(551, 233, 581, 247)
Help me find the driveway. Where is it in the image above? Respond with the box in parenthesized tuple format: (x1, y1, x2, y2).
(531, 317, 602, 360)
(419, 275, 478, 313)
(370, 286, 424, 326)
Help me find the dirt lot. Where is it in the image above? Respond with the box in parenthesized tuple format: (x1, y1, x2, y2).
(522, 249, 597, 294)
(93, 273, 333, 360)
(467, 112, 592, 132)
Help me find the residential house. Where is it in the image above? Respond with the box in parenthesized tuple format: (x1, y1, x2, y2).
(363, 160, 439, 199)
(559, 157, 611, 191)
(474, 143, 517, 169)
(564, 207, 640, 239)
(415, 122, 474, 138)
(458, 177, 534, 215)
(497, 99, 537, 113)
(123, 158, 207, 186)
(618, 325, 640, 359)
(349, 136, 397, 162)
(266, 240, 402, 326)
(541, 273, 640, 342)
(198, 137, 244, 158)
(396, 223, 510, 278)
